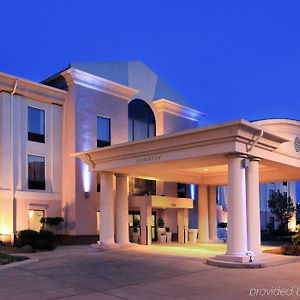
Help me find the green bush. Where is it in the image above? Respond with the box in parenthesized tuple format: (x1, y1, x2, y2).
(39, 230, 54, 241)
(40, 217, 64, 227)
(282, 244, 300, 256)
(157, 217, 164, 228)
(15, 238, 34, 248)
(16, 229, 56, 251)
(18, 229, 39, 241)
(33, 239, 55, 251)
(292, 232, 300, 246)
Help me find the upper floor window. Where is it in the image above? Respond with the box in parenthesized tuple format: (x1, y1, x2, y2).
(97, 116, 111, 148)
(28, 107, 45, 143)
(28, 155, 45, 190)
(128, 99, 156, 141)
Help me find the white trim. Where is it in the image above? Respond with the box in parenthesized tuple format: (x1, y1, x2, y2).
(0, 72, 66, 105)
(152, 98, 205, 122)
(61, 68, 138, 101)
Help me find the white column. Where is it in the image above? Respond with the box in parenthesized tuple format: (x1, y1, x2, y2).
(140, 196, 152, 245)
(177, 208, 189, 243)
(115, 174, 129, 244)
(224, 154, 248, 262)
(100, 172, 115, 245)
(246, 158, 262, 255)
(198, 185, 209, 242)
(208, 186, 217, 241)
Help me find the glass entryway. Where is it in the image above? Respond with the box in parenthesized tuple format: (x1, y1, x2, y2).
(128, 211, 157, 241)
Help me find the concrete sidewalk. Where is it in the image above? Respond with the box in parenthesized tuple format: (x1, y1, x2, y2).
(0, 244, 300, 300)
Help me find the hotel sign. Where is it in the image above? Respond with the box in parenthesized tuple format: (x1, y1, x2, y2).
(136, 155, 162, 163)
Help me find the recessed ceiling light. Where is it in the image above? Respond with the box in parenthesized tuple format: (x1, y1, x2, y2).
(204, 168, 208, 171)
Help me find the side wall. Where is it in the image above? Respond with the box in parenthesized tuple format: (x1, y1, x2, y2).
(0, 91, 63, 234)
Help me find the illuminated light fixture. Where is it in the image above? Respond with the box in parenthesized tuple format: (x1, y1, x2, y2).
(203, 168, 208, 171)
(82, 163, 92, 194)
(190, 184, 196, 200)
(0, 225, 11, 244)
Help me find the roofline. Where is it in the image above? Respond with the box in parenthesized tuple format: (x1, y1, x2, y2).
(60, 67, 139, 101)
(0, 71, 67, 104)
(152, 98, 205, 121)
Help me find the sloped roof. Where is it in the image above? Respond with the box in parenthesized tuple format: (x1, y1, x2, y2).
(70, 61, 189, 106)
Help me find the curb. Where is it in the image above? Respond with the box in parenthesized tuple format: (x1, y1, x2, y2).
(0, 258, 39, 271)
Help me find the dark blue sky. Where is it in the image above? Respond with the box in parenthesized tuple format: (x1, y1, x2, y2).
(1, 1, 300, 125)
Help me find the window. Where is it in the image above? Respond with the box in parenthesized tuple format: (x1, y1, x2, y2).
(28, 155, 45, 190)
(128, 99, 156, 141)
(97, 116, 111, 147)
(29, 209, 45, 231)
(129, 178, 156, 196)
(28, 107, 45, 143)
(177, 183, 187, 198)
(283, 182, 287, 186)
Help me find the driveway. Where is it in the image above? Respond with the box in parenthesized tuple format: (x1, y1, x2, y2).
(1, 244, 300, 300)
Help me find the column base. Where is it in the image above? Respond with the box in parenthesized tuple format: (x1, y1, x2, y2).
(215, 254, 250, 263)
(197, 238, 211, 243)
(92, 241, 118, 249)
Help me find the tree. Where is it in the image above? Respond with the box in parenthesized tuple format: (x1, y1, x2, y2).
(268, 190, 296, 234)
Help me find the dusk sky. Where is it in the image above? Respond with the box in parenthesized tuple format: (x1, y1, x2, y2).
(1, 1, 300, 125)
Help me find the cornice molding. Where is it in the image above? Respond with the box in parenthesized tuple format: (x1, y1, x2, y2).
(61, 67, 138, 101)
(152, 98, 205, 121)
(0, 72, 67, 105)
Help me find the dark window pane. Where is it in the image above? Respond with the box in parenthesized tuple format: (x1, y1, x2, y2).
(129, 178, 156, 196)
(128, 99, 156, 141)
(283, 181, 287, 186)
(97, 116, 111, 148)
(28, 107, 45, 143)
(28, 155, 45, 190)
(177, 183, 187, 198)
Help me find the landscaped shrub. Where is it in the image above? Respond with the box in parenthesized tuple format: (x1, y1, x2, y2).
(39, 230, 54, 242)
(282, 245, 300, 256)
(16, 230, 39, 247)
(18, 229, 39, 241)
(16, 229, 56, 251)
(33, 239, 55, 251)
(40, 217, 64, 227)
(292, 232, 300, 246)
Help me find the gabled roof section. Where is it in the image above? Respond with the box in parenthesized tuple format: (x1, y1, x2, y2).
(70, 61, 189, 106)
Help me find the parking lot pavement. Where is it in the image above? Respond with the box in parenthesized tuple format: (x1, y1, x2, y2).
(1, 245, 300, 300)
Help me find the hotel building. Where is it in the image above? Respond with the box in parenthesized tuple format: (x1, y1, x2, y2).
(0, 61, 299, 263)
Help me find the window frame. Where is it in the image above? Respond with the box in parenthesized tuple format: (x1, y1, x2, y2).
(27, 154, 46, 191)
(27, 106, 46, 143)
(97, 115, 111, 148)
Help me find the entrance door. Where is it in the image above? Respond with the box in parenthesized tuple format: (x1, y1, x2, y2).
(29, 209, 45, 231)
(129, 211, 157, 241)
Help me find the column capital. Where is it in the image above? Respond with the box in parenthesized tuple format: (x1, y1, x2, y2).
(115, 173, 128, 178)
(226, 152, 248, 159)
(248, 156, 261, 162)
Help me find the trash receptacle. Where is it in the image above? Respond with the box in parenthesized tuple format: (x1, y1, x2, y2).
(188, 229, 198, 243)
